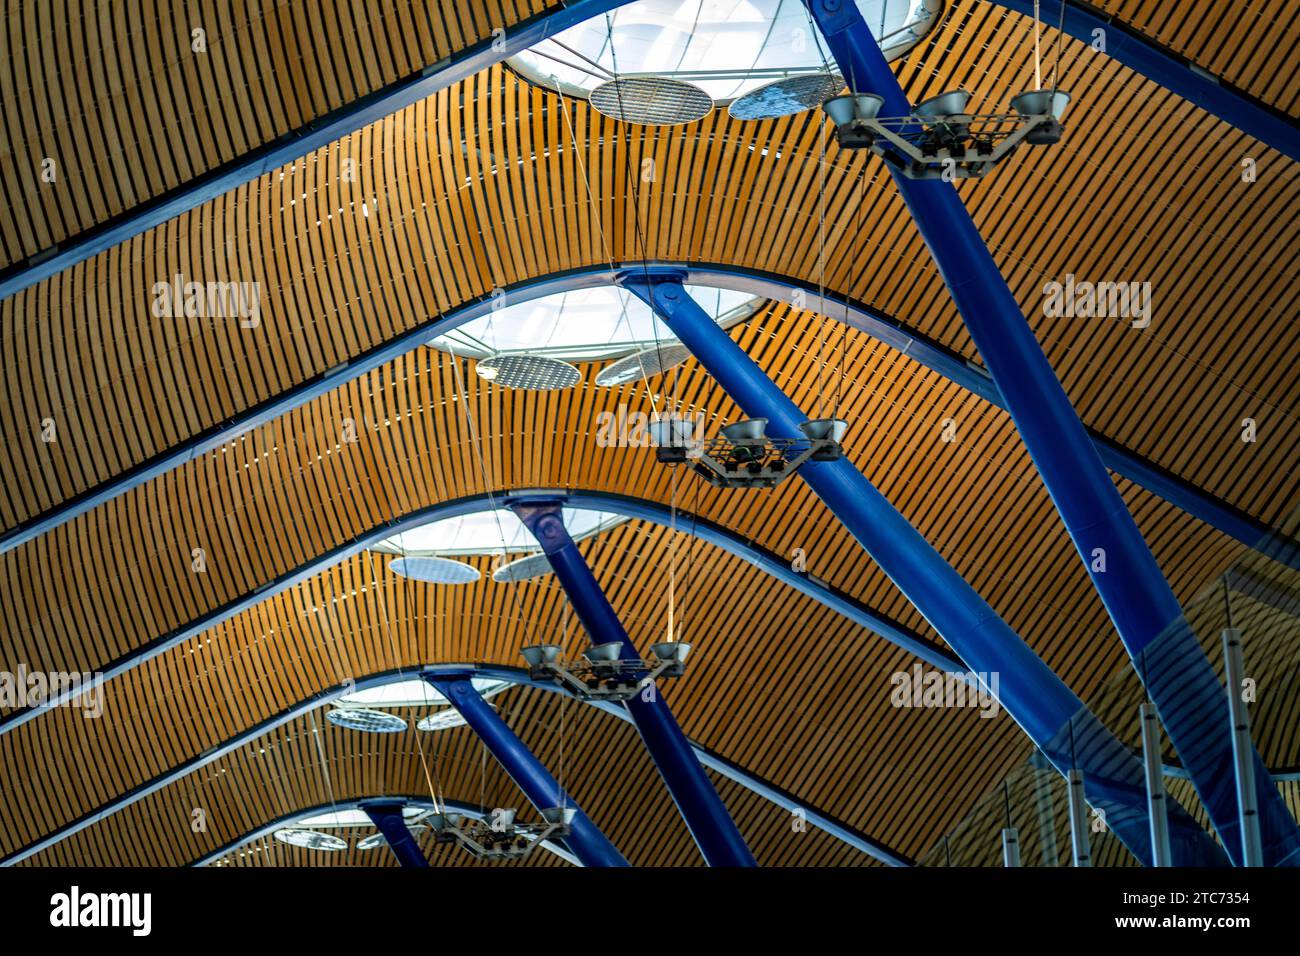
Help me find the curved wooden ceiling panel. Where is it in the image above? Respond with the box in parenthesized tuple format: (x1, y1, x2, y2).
(3, 4, 1297, 538)
(0, 0, 551, 269)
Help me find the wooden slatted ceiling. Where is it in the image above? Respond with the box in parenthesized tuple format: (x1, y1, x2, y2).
(16, 689, 879, 867)
(0, 0, 552, 269)
(4, 3, 1299, 537)
(2, 1, 1295, 868)
(0, 317, 1257, 866)
(1093, 1, 1300, 115)
(2, 1, 1293, 274)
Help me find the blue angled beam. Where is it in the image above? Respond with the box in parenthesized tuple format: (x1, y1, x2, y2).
(802, 0, 1300, 866)
(5, 260, 1296, 575)
(511, 499, 758, 868)
(988, 0, 1300, 163)
(359, 799, 430, 868)
(623, 272, 1226, 867)
(427, 674, 629, 868)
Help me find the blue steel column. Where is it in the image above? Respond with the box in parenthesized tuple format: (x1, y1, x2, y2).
(426, 675, 629, 867)
(799, 0, 1300, 867)
(360, 800, 430, 868)
(623, 273, 1225, 867)
(510, 501, 758, 868)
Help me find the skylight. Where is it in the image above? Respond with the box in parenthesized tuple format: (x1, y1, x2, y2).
(338, 677, 510, 708)
(297, 807, 426, 828)
(372, 508, 625, 556)
(508, 0, 942, 104)
(430, 285, 757, 362)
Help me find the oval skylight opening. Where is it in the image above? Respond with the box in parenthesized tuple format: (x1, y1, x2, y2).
(508, 0, 942, 105)
(273, 829, 349, 851)
(429, 285, 757, 363)
(372, 508, 626, 556)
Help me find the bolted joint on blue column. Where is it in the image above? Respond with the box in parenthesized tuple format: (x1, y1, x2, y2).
(508, 499, 758, 867)
(426, 674, 629, 867)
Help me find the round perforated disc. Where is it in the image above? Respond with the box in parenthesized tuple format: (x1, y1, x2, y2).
(728, 72, 845, 121)
(492, 551, 555, 583)
(274, 828, 348, 851)
(595, 343, 692, 387)
(388, 556, 481, 584)
(418, 706, 484, 732)
(477, 353, 582, 390)
(326, 708, 409, 734)
(589, 77, 713, 126)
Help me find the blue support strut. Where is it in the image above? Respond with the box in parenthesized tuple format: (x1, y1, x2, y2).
(800, 0, 1299, 867)
(510, 500, 759, 868)
(623, 273, 1225, 867)
(360, 800, 430, 868)
(426, 675, 629, 867)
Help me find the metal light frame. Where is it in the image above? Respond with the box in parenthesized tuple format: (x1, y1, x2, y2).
(822, 88, 1069, 180)
(426, 806, 574, 861)
(521, 640, 691, 701)
(655, 417, 846, 488)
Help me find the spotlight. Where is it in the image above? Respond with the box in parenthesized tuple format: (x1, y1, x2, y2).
(521, 643, 564, 671)
(1010, 89, 1071, 144)
(822, 93, 884, 149)
(798, 418, 848, 461)
(649, 415, 697, 463)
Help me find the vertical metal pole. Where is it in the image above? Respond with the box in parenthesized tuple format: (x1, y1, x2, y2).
(426, 675, 629, 867)
(1222, 628, 1263, 866)
(622, 274, 1225, 867)
(360, 801, 429, 868)
(1139, 703, 1172, 867)
(1030, 750, 1060, 867)
(798, 0, 1298, 867)
(1001, 828, 1021, 867)
(510, 501, 757, 867)
(1067, 770, 1091, 867)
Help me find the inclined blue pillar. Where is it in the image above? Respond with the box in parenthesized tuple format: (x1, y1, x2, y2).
(623, 273, 1226, 867)
(800, 0, 1299, 866)
(426, 675, 628, 867)
(510, 500, 758, 868)
(360, 800, 430, 868)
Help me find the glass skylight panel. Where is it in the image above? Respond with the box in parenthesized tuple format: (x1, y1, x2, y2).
(374, 508, 623, 556)
(508, 0, 939, 103)
(431, 285, 756, 361)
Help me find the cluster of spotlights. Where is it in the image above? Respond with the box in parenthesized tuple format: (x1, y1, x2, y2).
(428, 807, 574, 861)
(652, 416, 846, 488)
(521, 641, 691, 700)
(822, 87, 1070, 179)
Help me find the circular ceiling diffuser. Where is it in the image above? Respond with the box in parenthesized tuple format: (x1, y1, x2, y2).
(477, 353, 582, 390)
(589, 76, 713, 126)
(416, 707, 474, 732)
(273, 828, 348, 851)
(595, 342, 693, 387)
(492, 551, 555, 583)
(728, 72, 845, 121)
(388, 556, 481, 584)
(325, 708, 409, 734)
